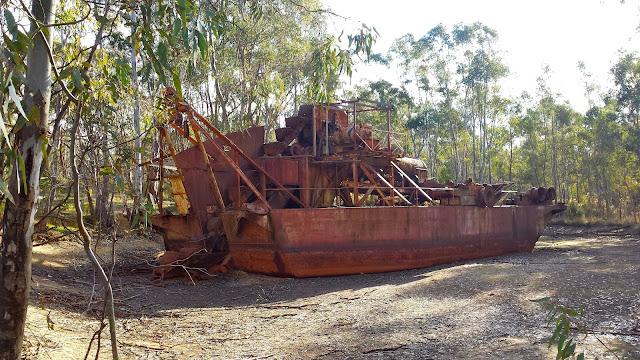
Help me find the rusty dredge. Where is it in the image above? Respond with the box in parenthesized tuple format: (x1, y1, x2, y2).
(145, 88, 565, 278)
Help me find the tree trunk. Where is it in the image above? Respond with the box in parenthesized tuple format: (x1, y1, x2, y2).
(98, 125, 111, 228)
(0, 1, 56, 358)
(131, 11, 143, 214)
(71, 103, 119, 360)
(45, 96, 63, 215)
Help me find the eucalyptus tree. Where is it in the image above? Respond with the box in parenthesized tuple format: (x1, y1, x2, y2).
(0, 0, 200, 356)
(1, 1, 58, 358)
(581, 104, 623, 216)
(389, 33, 428, 103)
(577, 60, 601, 109)
(388, 26, 452, 173)
(512, 97, 545, 187)
(385, 23, 507, 182)
(611, 52, 640, 203)
(612, 52, 640, 127)
(453, 23, 508, 182)
(349, 79, 414, 154)
(201, 0, 325, 133)
(352, 79, 413, 126)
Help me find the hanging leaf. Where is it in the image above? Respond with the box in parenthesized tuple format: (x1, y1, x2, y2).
(4, 9, 17, 39)
(157, 42, 168, 68)
(115, 173, 125, 192)
(0, 109, 11, 148)
(95, 15, 109, 25)
(130, 211, 140, 228)
(196, 30, 207, 59)
(18, 152, 27, 196)
(172, 17, 182, 39)
(8, 81, 27, 120)
(71, 67, 86, 91)
(181, 28, 190, 52)
(40, 134, 48, 166)
(172, 73, 182, 98)
(58, 66, 73, 80)
(178, 0, 187, 25)
(0, 177, 14, 204)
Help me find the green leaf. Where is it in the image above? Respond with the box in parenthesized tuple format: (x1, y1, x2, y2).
(157, 42, 168, 68)
(16, 31, 31, 52)
(182, 28, 190, 52)
(12, 114, 26, 133)
(130, 212, 140, 228)
(3, 34, 17, 52)
(8, 81, 27, 120)
(95, 15, 109, 25)
(71, 68, 86, 91)
(178, 0, 187, 24)
(549, 323, 562, 347)
(196, 30, 207, 58)
(172, 17, 182, 39)
(558, 306, 578, 317)
(58, 66, 73, 80)
(172, 73, 182, 98)
(18, 152, 27, 196)
(4, 9, 17, 38)
(157, 28, 170, 43)
(0, 108, 11, 147)
(0, 177, 14, 204)
(115, 173, 124, 192)
(40, 135, 48, 167)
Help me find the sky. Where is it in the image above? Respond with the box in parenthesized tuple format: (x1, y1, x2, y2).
(321, 0, 640, 113)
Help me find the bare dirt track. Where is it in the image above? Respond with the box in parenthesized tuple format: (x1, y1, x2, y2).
(23, 226, 640, 359)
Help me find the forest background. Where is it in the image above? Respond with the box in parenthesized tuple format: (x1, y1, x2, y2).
(1, 0, 639, 230)
(0, 0, 640, 358)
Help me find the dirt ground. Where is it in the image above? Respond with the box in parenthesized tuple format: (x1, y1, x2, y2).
(22, 225, 640, 359)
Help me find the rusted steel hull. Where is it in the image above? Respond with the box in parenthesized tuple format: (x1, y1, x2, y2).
(228, 204, 563, 277)
(149, 94, 566, 279)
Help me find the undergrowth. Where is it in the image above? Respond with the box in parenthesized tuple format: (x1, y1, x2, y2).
(532, 297, 638, 360)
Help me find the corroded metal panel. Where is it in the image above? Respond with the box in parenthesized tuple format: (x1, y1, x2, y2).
(174, 127, 265, 226)
(261, 157, 300, 186)
(151, 214, 203, 251)
(229, 205, 564, 277)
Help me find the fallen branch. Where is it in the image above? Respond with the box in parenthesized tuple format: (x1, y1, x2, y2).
(117, 339, 164, 351)
(258, 313, 298, 319)
(362, 344, 406, 354)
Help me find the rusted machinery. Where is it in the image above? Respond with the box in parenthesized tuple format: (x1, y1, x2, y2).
(145, 88, 565, 279)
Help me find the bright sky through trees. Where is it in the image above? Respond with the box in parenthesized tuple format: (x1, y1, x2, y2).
(322, 0, 640, 112)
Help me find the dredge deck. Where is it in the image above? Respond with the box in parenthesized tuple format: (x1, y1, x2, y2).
(146, 89, 565, 278)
